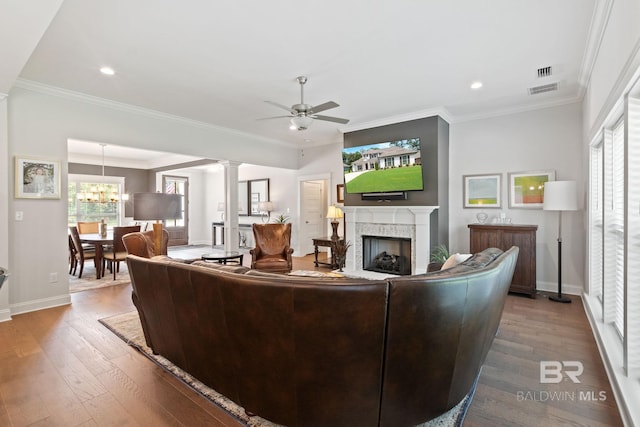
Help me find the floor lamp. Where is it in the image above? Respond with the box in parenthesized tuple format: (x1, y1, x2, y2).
(133, 192, 183, 256)
(543, 181, 578, 303)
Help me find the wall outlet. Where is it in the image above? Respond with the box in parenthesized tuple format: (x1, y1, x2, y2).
(49, 272, 58, 283)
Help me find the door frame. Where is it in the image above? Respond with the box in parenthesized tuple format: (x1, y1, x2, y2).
(161, 174, 189, 246)
(297, 173, 331, 256)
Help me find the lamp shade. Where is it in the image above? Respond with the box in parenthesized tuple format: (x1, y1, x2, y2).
(326, 205, 344, 220)
(258, 201, 274, 212)
(133, 193, 183, 220)
(543, 181, 578, 211)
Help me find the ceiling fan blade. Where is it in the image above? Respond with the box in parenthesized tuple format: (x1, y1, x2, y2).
(264, 100, 295, 114)
(312, 114, 350, 124)
(310, 101, 339, 114)
(257, 115, 291, 121)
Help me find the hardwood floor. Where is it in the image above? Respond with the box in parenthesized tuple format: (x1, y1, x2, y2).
(0, 252, 623, 426)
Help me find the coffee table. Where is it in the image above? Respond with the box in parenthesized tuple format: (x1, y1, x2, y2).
(201, 251, 244, 265)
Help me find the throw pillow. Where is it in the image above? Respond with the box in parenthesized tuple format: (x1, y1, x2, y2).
(441, 253, 472, 270)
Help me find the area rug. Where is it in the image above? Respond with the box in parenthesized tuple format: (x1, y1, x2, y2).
(68, 264, 131, 293)
(99, 311, 475, 427)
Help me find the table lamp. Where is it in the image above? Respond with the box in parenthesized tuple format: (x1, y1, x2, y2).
(543, 181, 578, 303)
(258, 201, 274, 223)
(326, 205, 344, 240)
(133, 192, 183, 256)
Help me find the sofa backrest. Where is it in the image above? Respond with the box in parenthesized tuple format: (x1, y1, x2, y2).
(126, 254, 389, 426)
(379, 246, 519, 426)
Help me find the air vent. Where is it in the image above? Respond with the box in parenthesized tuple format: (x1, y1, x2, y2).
(528, 82, 558, 95)
(537, 66, 552, 78)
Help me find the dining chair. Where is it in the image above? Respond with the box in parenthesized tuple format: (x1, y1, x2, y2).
(77, 221, 100, 234)
(68, 234, 77, 274)
(102, 225, 141, 279)
(68, 226, 98, 278)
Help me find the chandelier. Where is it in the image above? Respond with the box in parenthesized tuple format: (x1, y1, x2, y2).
(76, 143, 129, 203)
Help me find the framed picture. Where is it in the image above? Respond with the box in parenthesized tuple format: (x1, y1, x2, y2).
(15, 156, 61, 199)
(463, 173, 502, 208)
(337, 184, 345, 203)
(508, 170, 555, 209)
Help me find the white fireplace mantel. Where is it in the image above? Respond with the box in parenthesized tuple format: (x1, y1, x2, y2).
(341, 206, 438, 276)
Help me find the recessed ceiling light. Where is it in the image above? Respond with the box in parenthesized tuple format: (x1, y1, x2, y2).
(100, 67, 115, 76)
(470, 81, 483, 90)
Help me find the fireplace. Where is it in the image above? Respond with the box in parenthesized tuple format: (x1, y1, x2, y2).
(341, 206, 438, 278)
(362, 235, 411, 275)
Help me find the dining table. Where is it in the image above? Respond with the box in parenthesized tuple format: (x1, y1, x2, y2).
(79, 232, 113, 279)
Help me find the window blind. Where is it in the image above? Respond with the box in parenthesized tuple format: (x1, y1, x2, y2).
(589, 143, 603, 301)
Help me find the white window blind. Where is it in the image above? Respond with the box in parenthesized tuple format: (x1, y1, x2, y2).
(626, 96, 640, 373)
(589, 143, 603, 301)
(602, 121, 625, 338)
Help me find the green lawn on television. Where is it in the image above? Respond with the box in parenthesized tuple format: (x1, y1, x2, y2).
(345, 166, 423, 193)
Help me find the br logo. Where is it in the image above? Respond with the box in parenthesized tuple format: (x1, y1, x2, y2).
(540, 361, 583, 383)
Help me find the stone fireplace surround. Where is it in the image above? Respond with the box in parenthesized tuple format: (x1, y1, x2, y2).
(341, 206, 438, 278)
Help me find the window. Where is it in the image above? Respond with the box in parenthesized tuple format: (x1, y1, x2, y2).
(385, 157, 394, 168)
(68, 174, 125, 226)
(401, 154, 409, 165)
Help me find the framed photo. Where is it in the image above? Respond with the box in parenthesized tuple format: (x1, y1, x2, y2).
(463, 173, 502, 208)
(15, 156, 61, 199)
(337, 184, 345, 203)
(508, 170, 555, 209)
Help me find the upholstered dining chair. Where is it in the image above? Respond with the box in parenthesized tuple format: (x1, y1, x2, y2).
(122, 229, 169, 258)
(77, 221, 100, 234)
(102, 225, 140, 279)
(68, 226, 98, 278)
(250, 223, 294, 273)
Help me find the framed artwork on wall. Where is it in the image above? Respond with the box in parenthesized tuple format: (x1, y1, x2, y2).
(15, 156, 61, 199)
(508, 170, 555, 209)
(337, 184, 344, 203)
(463, 173, 502, 208)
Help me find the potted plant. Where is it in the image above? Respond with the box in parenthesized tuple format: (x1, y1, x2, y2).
(272, 214, 290, 223)
(331, 240, 351, 272)
(428, 244, 450, 272)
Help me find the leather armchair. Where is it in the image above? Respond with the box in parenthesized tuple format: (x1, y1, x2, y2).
(250, 223, 293, 273)
(122, 229, 169, 258)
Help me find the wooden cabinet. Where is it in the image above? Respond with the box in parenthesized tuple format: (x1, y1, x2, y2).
(468, 224, 538, 298)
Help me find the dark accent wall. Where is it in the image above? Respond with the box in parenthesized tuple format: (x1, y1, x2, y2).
(68, 163, 154, 217)
(343, 116, 449, 249)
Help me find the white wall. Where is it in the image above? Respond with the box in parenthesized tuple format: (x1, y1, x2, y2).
(4, 85, 301, 316)
(450, 102, 585, 295)
(0, 97, 10, 321)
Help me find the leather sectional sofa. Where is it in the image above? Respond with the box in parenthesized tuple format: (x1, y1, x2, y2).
(126, 246, 518, 427)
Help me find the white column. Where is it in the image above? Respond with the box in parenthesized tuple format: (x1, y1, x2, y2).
(220, 160, 241, 251)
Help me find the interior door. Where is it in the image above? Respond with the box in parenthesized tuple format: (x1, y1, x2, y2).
(163, 175, 189, 246)
(299, 180, 325, 255)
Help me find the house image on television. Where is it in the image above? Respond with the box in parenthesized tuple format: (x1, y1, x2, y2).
(349, 146, 421, 172)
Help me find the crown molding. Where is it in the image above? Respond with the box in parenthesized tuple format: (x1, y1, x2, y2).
(577, 0, 614, 97)
(343, 107, 454, 133)
(13, 79, 295, 148)
(451, 96, 583, 124)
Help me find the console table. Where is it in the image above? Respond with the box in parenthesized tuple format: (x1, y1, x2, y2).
(312, 237, 343, 269)
(211, 222, 253, 247)
(468, 223, 538, 298)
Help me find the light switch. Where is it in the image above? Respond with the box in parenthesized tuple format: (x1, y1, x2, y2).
(15, 211, 23, 221)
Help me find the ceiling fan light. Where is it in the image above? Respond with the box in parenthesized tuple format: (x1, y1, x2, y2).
(290, 116, 313, 131)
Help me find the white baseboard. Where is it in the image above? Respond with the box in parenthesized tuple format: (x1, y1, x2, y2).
(536, 280, 583, 296)
(0, 308, 11, 322)
(9, 294, 71, 316)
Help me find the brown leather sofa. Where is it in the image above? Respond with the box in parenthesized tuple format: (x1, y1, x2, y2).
(126, 246, 518, 427)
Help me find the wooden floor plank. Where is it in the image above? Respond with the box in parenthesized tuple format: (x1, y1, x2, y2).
(0, 252, 624, 426)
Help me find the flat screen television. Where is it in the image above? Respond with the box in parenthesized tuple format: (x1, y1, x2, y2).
(342, 138, 423, 194)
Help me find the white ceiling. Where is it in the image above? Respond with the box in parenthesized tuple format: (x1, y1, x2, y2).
(4, 0, 601, 164)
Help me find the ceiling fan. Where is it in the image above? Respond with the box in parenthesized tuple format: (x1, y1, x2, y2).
(262, 76, 349, 131)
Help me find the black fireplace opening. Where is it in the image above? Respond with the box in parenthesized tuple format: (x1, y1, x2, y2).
(362, 235, 411, 275)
